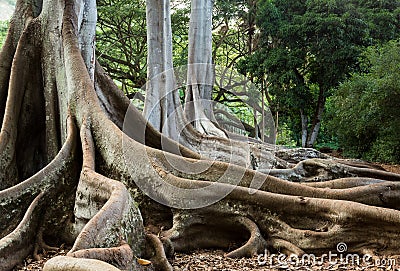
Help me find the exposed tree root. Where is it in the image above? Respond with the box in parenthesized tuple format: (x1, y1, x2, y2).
(268, 238, 305, 256)
(148, 149, 400, 210)
(58, 114, 144, 270)
(156, 178, 400, 255)
(2, 1, 400, 271)
(70, 169, 144, 257)
(0, 115, 77, 270)
(145, 234, 173, 271)
(67, 243, 134, 270)
(305, 177, 385, 189)
(33, 227, 59, 261)
(0, 193, 44, 270)
(225, 217, 267, 258)
(266, 158, 400, 182)
(0, 115, 77, 236)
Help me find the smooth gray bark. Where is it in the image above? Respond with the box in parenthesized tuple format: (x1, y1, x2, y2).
(78, 0, 97, 81)
(185, 0, 225, 137)
(143, 0, 180, 141)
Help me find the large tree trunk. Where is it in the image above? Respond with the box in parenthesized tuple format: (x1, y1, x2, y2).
(142, 0, 253, 168)
(143, 0, 181, 141)
(1, 1, 400, 271)
(78, 0, 97, 81)
(141, 0, 280, 171)
(185, 0, 225, 137)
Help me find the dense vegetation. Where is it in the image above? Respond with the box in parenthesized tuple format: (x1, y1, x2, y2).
(330, 40, 400, 163)
(1, 0, 399, 162)
(239, 0, 400, 151)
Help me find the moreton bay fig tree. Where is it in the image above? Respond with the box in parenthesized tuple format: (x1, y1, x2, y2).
(1, 1, 400, 271)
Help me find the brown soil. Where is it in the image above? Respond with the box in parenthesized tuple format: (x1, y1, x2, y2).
(172, 249, 400, 271)
(381, 164, 400, 174)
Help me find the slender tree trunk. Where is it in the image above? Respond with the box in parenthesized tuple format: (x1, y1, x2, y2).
(275, 111, 279, 139)
(253, 105, 258, 139)
(300, 109, 308, 148)
(307, 88, 325, 147)
(186, 0, 214, 104)
(261, 82, 265, 142)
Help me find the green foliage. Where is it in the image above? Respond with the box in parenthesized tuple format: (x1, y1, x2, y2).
(97, 0, 147, 92)
(255, 0, 370, 94)
(0, 21, 9, 49)
(171, 3, 190, 67)
(315, 96, 340, 150)
(276, 123, 297, 147)
(96, 0, 191, 95)
(330, 40, 400, 163)
(239, 0, 400, 148)
(212, 0, 253, 72)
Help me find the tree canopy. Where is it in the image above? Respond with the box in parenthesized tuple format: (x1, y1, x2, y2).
(239, 0, 400, 147)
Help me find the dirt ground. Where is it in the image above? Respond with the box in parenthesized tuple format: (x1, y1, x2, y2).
(14, 247, 400, 271)
(173, 249, 400, 271)
(381, 164, 400, 174)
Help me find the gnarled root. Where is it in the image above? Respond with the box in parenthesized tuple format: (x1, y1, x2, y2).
(266, 158, 400, 182)
(67, 243, 134, 270)
(63, 116, 144, 270)
(67, 169, 143, 269)
(0, 193, 44, 271)
(145, 234, 173, 271)
(268, 238, 304, 256)
(0, 116, 78, 271)
(225, 217, 267, 258)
